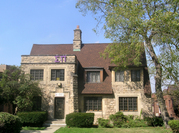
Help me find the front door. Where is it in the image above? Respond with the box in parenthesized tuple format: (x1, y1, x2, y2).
(55, 97, 64, 119)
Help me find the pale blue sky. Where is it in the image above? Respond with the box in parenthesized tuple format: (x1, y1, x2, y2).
(0, 0, 157, 92)
(0, 0, 111, 66)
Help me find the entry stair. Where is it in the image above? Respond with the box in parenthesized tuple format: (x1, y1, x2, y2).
(43, 119, 66, 127)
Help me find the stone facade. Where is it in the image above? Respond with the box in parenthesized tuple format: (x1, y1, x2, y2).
(21, 55, 78, 120)
(78, 68, 152, 123)
(20, 26, 152, 123)
(111, 68, 152, 117)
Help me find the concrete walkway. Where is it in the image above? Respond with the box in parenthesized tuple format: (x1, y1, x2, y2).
(20, 127, 60, 133)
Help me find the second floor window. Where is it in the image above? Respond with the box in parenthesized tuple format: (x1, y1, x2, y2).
(131, 70, 140, 81)
(30, 70, 43, 80)
(87, 71, 100, 83)
(51, 69, 64, 81)
(115, 71, 124, 82)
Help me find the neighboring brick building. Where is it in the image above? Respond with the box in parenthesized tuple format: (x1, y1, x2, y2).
(152, 86, 178, 118)
(21, 26, 152, 122)
(0, 65, 13, 114)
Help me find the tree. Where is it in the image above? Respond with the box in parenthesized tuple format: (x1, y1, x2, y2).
(76, 0, 179, 128)
(0, 66, 42, 113)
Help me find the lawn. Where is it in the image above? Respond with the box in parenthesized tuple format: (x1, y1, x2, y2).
(54, 127, 172, 133)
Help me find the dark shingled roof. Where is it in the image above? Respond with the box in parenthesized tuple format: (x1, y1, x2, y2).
(30, 43, 150, 95)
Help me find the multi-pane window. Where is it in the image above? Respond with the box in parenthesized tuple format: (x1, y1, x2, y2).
(51, 69, 64, 81)
(32, 96, 41, 111)
(131, 70, 140, 81)
(85, 97, 102, 111)
(115, 71, 124, 82)
(119, 97, 137, 111)
(30, 70, 43, 80)
(87, 71, 100, 83)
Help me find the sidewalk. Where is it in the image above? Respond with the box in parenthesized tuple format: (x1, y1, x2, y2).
(20, 127, 60, 133)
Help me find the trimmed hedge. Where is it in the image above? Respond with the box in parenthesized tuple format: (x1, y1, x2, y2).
(0, 112, 22, 133)
(168, 120, 179, 133)
(66, 112, 94, 127)
(16, 111, 48, 127)
(109, 111, 127, 128)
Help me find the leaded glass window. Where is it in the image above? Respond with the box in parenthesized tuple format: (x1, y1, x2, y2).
(30, 70, 43, 80)
(51, 69, 64, 81)
(119, 97, 137, 111)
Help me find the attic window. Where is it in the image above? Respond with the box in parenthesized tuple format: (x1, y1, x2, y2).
(84, 68, 103, 83)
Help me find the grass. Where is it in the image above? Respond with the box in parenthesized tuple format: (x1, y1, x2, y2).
(22, 126, 46, 130)
(54, 127, 172, 133)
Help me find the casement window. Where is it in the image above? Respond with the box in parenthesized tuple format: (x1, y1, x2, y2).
(84, 68, 103, 83)
(85, 97, 102, 111)
(30, 70, 43, 80)
(115, 71, 124, 82)
(0, 72, 2, 81)
(51, 69, 64, 81)
(119, 97, 137, 111)
(131, 70, 140, 81)
(87, 71, 100, 83)
(32, 96, 41, 111)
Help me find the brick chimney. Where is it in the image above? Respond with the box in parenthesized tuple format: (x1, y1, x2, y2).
(73, 25, 82, 51)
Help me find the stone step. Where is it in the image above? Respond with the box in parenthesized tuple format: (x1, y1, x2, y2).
(43, 120, 66, 127)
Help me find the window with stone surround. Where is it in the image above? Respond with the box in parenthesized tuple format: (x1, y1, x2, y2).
(51, 69, 64, 81)
(115, 71, 124, 82)
(30, 70, 43, 80)
(84, 97, 102, 111)
(131, 70, 140, 81)
(119, 97, 137, 111)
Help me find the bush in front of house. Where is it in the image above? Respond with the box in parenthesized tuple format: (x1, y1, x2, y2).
(168, 120, 179, 133)
(16, 111, 48, 127)
(109, 111, 127, 128)
(98, 118, 113, 128)
(144, 116, 163, 127)
(121, 116, 148, 128)
(66, 112, 94, 127)
(0, 112, 22, 133)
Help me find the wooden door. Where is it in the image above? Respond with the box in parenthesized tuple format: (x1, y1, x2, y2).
(55, 97, 64, 119)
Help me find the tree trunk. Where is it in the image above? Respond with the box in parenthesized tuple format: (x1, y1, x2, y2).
(155, 64, 170, 128)
(146, 40, 170, 128)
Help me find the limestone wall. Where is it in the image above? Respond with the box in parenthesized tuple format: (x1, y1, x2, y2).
(111, 68, 152, 117)
(21, 55, 78, 119)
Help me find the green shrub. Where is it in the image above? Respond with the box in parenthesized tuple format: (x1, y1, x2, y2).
(16, 111, 48, 127)
(98, 118, 112, 128)
(66, 112, 94, 127)
(0, 112, 22, 133)
(144, 116, 163, 127)
(168, 120, 179, 133)
(109, 111, 127, 128)
(122, 118, 148, 128)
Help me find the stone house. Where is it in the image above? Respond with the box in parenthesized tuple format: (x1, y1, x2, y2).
(21, 26, 152, 122)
